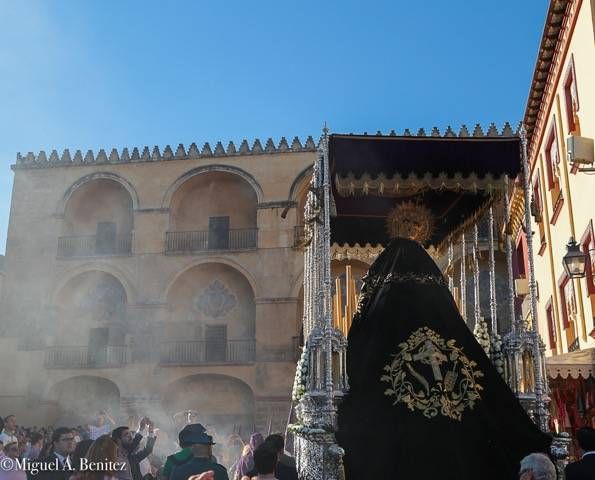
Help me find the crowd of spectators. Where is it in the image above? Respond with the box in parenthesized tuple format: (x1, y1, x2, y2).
(0, 414, 298, 480)
(4, 412, 593, 479)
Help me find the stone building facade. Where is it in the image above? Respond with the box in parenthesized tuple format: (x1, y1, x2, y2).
(512, 0, 595, 362)
(0, 137, 321, 434)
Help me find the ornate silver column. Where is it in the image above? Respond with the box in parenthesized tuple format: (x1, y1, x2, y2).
(292, 127, 345, 480)
(303, 200, 313, 336)
(519, 125, 549, 432)
(503, 180, 517, 335)
(502, 176, 522, 392)
(300, 150, 318, 341)
(473, 224, 490, 355)
(448, 239, 454, 293)
(472, 224, 481, 324)
(321, 126, 336, 421)
(488, 206, 498, 333)
(487, 204, 505, 375)
(460, 233, 467, 323)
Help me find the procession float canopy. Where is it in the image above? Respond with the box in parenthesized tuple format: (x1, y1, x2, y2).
(329, 126, 522, 251)
(292, 125, 568, 480)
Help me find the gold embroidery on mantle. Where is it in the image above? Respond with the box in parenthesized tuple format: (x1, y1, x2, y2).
(381, 327, 483, 421)
(352, 272, 447, 324)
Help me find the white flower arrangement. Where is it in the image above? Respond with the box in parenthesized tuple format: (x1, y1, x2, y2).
(292, 345, 310, 402)
(473, 317, 491, 356)
(489, 332, 505, 376)
(287, 423, 329, 435)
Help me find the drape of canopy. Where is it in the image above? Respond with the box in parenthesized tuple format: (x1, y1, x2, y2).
(329, 131, 522, 251)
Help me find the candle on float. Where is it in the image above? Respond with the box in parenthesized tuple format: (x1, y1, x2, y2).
(345, 265, 353, 330)
(347, 278, 356, 331)
(453, 286, 460, 311)
(343, 305, 348, 337)
(334, 277, 342, 330)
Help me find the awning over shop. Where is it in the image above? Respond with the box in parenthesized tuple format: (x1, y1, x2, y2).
(546, 348, 595, 379)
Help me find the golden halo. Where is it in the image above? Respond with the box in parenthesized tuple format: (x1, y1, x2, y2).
(386, 201, 435, 244)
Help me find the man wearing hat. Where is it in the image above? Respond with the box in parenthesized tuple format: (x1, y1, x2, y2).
(170, 424, 228, 480)
(163, 424, 223, 479)
(162, 424, 199, 479)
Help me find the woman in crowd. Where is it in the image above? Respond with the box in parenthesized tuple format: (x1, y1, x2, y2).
(79, 435, 119, 480)
(69, 439, 94, 477)
(234, 433, 263, 480)
(223, 435, 244, 478)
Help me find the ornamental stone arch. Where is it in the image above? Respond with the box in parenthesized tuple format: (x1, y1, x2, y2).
(288, 165, 313, 225)
(161, 164, 264, 209)
(161, 374, 255, 433)
(57, 173, 136, 255)
(162, 257, 259, 303)
(57, 171, 140, 216)
(48, 267, 131, 347)
(44, 375, 122, 425)
(49, 262, 136, 306)
(288, 164, 313, 203)
(163, 260, 257, 345)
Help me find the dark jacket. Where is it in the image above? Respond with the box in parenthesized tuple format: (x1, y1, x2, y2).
(163, 449, 220, 480)
(120, 434, 156, 480)
(565, 453, 595, 480)
(279, 453, 296, 470)
(32, 453, 75, 480)
(246, 461, 298, 480)
(170, 457, 228, 480)
(162, 448, 193, 479)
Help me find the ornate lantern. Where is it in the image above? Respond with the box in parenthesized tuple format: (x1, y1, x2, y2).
(562, 237, 587, 279)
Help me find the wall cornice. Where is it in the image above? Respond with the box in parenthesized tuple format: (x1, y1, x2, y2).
(12, 136, 318, 171)
(524, 0, 582, 166)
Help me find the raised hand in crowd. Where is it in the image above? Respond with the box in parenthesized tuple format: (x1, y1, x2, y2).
(138, 417, 150, 433)
(189, 473, 215, 480)
(101, 409, 116, 426)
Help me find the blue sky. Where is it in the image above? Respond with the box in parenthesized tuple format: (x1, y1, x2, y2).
(0, 0, 547, 254)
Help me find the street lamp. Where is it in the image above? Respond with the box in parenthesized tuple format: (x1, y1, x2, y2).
(562, 237, 587, 279)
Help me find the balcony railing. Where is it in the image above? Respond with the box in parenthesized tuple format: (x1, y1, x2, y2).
(57, 234, 133, 258)
(159, 339, 256, 365)
(45, 345, 129, 369)
(165, 228, 257, 253)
